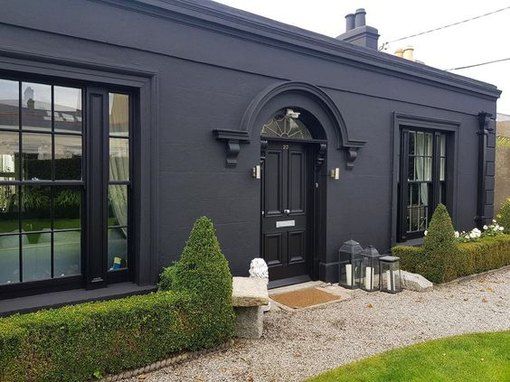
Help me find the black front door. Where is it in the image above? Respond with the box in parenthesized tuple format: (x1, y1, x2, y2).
(261, 140, 312, 281)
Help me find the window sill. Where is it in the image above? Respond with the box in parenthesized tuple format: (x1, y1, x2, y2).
(0, 282, 156, 317)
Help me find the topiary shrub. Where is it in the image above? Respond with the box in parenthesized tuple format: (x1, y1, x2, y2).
(418, 204, 459, 283)
(497, 198, 510, 234)
(159, 216, 235, 348)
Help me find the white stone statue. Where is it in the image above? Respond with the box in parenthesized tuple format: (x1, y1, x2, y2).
(249, 258, 269, 280)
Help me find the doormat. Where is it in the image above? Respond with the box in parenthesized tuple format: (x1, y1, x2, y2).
(270, 287, 342, 309)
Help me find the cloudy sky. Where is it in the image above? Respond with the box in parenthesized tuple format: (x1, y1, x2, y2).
(214, 0, 510, 115)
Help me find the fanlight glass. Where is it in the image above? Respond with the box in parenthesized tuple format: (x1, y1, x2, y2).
(261, 109, 312, 139)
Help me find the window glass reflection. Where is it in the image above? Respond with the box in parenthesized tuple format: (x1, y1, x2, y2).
(54, 187, 81, 229)
(0, 235, 20, 285)
(54, 231, 81, 277)
(55, 134, 82, 180)
(109, 138, 129, 181)
(54, 86, 82, 134)
(109, 93, 129, 137)
(22, 232, 51, 282)
(21, 186, 51, 232)
(108, 228, 127, 271)
(0, 131, 20, 180)
(22, 82, 51, 131)
(0, 79, 19, 130)
(0, 185, 19, 234)
(22, 133, 52, 181)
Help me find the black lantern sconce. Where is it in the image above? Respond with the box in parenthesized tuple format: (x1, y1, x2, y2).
(379, 255, 402, 294)
(361, 245, 381, 292)
(338, 240, 363, 289)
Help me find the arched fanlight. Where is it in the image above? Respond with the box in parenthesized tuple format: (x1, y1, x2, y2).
(261, 108, 312, 139)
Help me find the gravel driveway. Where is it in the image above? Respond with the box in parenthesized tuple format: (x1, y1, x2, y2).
(125, 268, 510, 382)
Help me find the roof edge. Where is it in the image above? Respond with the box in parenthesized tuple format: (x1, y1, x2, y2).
(98, 0, 502, 99)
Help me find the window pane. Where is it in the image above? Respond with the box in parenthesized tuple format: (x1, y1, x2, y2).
(425, 133, 433, 156)
(414, 157, 423, 181)
(22, 232, 51, 281)
(22, 132, 52, 180)
(408, 131, 415, 155)
(21, 186, 51, 232)
(0, 130, 19, 181)
(108, 185, 127, 226)
(0, 79, 19, 130)
(440, 158, 446, 181)
(54, 187, 81, 229)
(440, 135, 446, 157)
(54, 86, 82, 134)
(0, 234, 20, 284)
(409, 183, 419, 206)
(408, 155, 414, 181)
(416, 132, 424, 154)
(22, 83, 51, 131)
(55, 134, 82, 180)
(424, 157, 432, 181)
(108, 228, 127, 271)
(109, 93, 129, 137)
(0, 185, 19, 234)
(54, 231, 81, 277)
(109, 138, 129, 181)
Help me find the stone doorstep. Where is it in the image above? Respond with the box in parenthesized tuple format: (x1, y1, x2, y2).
(232, 276, 269, 307)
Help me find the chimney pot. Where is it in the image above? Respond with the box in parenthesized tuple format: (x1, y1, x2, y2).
(354, 8, 366, 28)
(345, 13, 355, 31)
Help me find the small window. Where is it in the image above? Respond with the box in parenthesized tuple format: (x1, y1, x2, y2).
(261, 108, 312, 139)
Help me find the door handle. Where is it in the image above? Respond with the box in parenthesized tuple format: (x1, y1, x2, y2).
(284, 209, 290, 215)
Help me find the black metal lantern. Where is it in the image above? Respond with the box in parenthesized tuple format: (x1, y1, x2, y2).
(338, 240, 363, 289)
(361, 245, 381, 292)
(379, 255, 402, 293)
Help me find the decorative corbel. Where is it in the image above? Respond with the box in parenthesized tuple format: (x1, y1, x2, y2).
(315, 143, 327, 167)
(344, 146, 361, 169)
(213, 129, 250, 168)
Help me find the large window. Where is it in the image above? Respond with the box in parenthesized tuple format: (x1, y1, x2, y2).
(398, 129, 448, 241)
(0, 79, 83, 285)
(0, 76, 132, 295)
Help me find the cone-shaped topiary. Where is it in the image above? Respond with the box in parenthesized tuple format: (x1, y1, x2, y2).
(497, 198, 510, 234)
(419, 204, 459, 283)
(423, 204, 456, 254)
(159, 216, 235, 348)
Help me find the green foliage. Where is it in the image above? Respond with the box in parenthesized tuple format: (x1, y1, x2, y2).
(308, 331, 510, 382)
(497, 198, 510, 234)
(159, 216, 235, 348)
(0, 216, 235, 382)
(423, 204, 456, 254)
(393, 234, 510, 283)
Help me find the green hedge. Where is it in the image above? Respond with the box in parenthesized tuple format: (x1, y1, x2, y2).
(0, 216, 235, 382)
(393, 235, 510, 283)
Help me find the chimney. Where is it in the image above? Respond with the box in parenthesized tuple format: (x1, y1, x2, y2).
(337, 8, 380, 50)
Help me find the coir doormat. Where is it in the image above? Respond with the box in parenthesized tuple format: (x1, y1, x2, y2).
(270, 287, 342, 309)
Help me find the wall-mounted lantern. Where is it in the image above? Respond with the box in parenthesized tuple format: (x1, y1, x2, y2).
(379, 255, 402, 294)
(252, 164, 261, 179)
(338, 240, 363, 289)
(361, 245, 381, 292)
(330, 167, 340, 180)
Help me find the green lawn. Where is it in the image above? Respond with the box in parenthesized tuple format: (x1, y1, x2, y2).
(308, 331, 510, 382)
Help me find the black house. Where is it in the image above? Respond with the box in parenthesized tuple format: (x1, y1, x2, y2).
(0, 0, 500, 311)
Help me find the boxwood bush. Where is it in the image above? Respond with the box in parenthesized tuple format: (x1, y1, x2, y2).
(497, 198, 510, 234)
(0, 216, 235, 382)
(394, 225, 510, 284)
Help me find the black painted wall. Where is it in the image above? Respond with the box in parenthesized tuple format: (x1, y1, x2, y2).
(0, 0, 499, 285)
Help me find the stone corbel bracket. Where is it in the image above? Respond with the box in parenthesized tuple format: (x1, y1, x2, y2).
(213, 129, 251, 167)
(344, 144, 364, 169)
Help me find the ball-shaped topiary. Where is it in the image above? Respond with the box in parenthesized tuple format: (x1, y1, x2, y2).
(497, 198, 510, 234)
(159, 216, 235, 347)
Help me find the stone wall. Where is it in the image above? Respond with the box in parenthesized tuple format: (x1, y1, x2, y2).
(495, 120, 510, 211)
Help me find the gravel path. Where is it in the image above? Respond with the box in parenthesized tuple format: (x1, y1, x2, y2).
(126, 268, 510, 382)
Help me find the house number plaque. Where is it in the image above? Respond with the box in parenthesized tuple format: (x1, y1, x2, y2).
(276, 220, 295, 228)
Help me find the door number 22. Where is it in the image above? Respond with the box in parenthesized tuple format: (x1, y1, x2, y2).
(282, 144, 289, 150)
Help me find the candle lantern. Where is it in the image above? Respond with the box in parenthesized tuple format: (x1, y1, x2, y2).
(361, 245, 381, 292)
(338, 240, 363, 289)
(379, 255, 402, 293)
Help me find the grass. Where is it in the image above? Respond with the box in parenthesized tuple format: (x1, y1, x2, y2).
(308, 331, 510, 382)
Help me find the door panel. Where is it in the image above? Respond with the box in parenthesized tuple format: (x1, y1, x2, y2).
(261, 141, 311, 281)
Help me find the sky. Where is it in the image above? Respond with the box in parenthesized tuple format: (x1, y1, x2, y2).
(214, 0, 510, 116)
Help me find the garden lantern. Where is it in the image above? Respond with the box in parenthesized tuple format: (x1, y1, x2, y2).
(338, 240, 363, 289)
(361, 245, 381, 292)
(379, 255, 402, 293)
